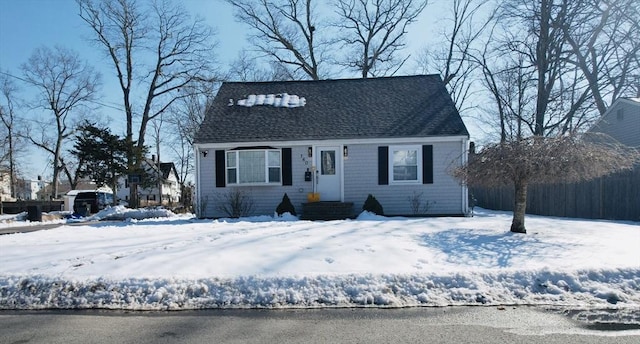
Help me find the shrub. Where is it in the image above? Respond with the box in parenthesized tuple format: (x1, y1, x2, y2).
(407, 191, 434, 215)
(276, 193, 296, 216)
(363, 194, 384, 215)
(216, 189, 254, 218)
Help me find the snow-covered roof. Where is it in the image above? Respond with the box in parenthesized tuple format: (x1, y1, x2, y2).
(65, 187, 113, 196)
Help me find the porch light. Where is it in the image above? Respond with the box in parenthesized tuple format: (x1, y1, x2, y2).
(201, 150, 208, 157)
(308, 147, 313, 157)
(343, 146, 348, 157)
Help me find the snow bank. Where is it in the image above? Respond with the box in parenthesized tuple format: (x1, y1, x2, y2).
(2, 268, 639, 311)
(1, 208, 638, 315)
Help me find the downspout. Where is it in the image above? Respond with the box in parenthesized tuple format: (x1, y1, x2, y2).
(194, 144, 201, 218)
(461, 138, 469, 215)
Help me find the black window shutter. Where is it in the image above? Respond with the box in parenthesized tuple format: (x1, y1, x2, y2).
(282, 148, 292, 185)
(422, 145, 433, 184)
(378, 146, 389, 185)
(215, 150, 226, 187)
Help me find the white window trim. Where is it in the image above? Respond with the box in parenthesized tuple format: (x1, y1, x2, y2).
(226, 149, 282, 186)
(389, 145, 422, 184)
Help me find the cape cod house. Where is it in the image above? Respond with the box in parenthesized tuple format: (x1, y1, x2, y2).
(194, 75, 470, 218)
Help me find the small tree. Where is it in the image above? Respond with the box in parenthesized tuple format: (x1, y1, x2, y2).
(276, 193, 297, 216)
(363, 194, 384, 215)
(452, 134, 640, 233)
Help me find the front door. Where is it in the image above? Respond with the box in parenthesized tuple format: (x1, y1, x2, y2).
(315, 146, 341, 201)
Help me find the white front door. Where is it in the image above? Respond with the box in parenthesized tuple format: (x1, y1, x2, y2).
(315, 146, 341, 201)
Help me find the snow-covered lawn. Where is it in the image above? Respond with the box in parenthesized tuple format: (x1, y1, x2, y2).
(1, 207, 639, 316)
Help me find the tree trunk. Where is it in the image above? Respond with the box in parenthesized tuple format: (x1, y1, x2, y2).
(511, 178, 528, 233)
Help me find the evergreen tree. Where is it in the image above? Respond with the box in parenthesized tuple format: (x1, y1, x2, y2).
(276, 193, 296, 216)
(72, 121, 128, 205)
(363, 194, 384, 215)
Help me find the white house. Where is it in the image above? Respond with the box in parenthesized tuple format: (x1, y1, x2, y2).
(13, 177, 48, 201)
(116, 157, 181, 207)
(0, 170, 13, 202)
(193, 75, 470, 218)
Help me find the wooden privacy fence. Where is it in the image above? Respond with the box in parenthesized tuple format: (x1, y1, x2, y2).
(0, 200, 65, 215)
(472, 167, 640, 221)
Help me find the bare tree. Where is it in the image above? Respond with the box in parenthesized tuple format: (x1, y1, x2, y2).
(468, 22, 539, 143)
(165, 83, 215, 209)
(226, 0, 327, 80)
(452, 135, 640, 233)
(415, 0, 490, 113)
(559, 0, 640, 113)
(499, 0, 569, 137)
(149, 116, 163, 205)
(227, 50, 297, 82)
(334, 0, 428, 78)
(78, 0, 219, 204)
(467, 0, 602, 140)
(0, 71, 24, 199)
(20, 46, 101, 199)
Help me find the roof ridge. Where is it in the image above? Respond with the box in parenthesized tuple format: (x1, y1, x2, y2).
(222, 74, 441, 85)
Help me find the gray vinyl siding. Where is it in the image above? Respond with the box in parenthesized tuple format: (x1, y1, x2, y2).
(588, 100, 640, 148)
(198, 141, 466, 218)
(344, 141, 465, 216)
(198, 146, 313, 218)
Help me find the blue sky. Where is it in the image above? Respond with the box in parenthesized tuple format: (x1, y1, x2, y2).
(0, 0, 249, 180)
(0, 0, 450, 181)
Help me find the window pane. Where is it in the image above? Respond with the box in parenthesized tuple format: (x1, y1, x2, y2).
(227, 168, 237, 184)
(268, 151, 280, 167)
(321, 150, 336, 175)
(239, 151, 266, 183)
(392, 149, 418, 181)
(393, 150, 417, 166)
(393, 166, 417, 180)
(226, 152, 236, 167)
(268, 167, 281, 183)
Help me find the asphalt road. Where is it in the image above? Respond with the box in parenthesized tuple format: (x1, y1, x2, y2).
(1, 307, 639, 344)
(0, 220, 104, 235)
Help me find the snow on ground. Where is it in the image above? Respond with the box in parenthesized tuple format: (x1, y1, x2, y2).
(0, 207, 639, 318)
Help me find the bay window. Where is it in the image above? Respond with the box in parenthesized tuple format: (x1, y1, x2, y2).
(226, 149, 282, 184)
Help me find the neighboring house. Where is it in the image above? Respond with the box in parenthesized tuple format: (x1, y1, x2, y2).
(0, 170, 13, 201)
(15, 177, 48, 200)
(116, 157, 181, 207)
(194, 75, 470, 218)
(586, 97, 640, 147)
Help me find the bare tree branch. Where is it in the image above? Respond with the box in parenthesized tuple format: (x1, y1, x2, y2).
(334, 0, 428, 78)
(226, 0, 326, 80)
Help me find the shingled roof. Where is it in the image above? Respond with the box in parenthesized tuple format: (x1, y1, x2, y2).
(195, 75, 468, 144)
